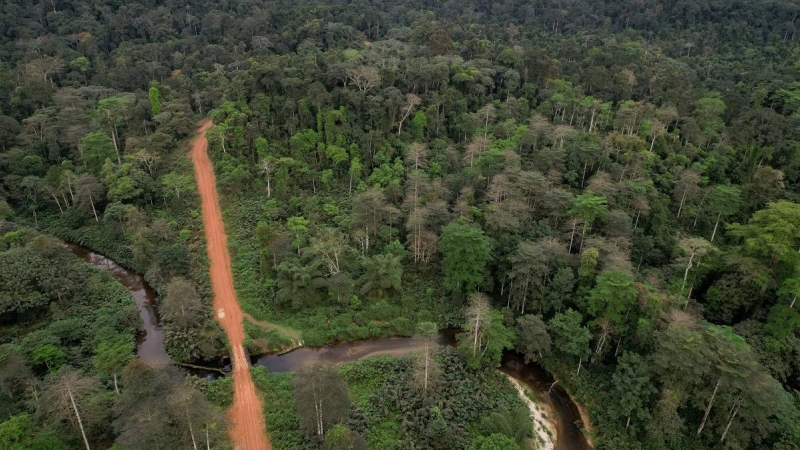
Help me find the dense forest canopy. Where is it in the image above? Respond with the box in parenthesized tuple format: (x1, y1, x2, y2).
(1, 0, 800, 449)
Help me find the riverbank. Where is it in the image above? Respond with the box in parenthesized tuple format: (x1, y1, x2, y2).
(507, 376, 556, 450)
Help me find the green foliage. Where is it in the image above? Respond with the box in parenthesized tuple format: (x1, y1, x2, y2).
(79, 132, 116, 174)
(148, 81, 162, 117)
(570, 191, 608, 231)
(548, 309, 591, 363)
(587, 270, 638, 324)
(470, 433, 521, 450)
(252, 368, 304, 450)
(359, 254, 402, 300)
(729, 200, 800, 279)
(516, 314, 551, 363)
(347, 349, 528, 448)
(765, 304, 800, 341)
(440, 221, 491, 295)
(609, 352, 656, 431)
(0, 414, 68, 450)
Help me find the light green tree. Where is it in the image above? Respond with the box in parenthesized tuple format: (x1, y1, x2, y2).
(148, 81, 162, 117)
(568, 191, 608, 252)
(79, 132, 115, 174)
(287, 216, 310, 254)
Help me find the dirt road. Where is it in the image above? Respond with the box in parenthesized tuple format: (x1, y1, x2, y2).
(191, 120, 271, 450)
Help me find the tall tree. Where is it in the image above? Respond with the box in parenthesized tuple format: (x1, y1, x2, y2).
(458, 294, 514, 368)
(293, 364, 350, 437)
(413, 321, 440, 394)
(568, 191, 608, 252)
(706, 185, 742, 242)
(40, 368, 99, 450)
(611, 352, 656, 430)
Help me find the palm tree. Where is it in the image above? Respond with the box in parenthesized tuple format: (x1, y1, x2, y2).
(359, 254, 402, 300)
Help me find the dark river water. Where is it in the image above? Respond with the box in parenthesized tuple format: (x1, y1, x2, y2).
(67, 243, 591, 450)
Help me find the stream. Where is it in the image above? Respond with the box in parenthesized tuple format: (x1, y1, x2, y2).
(65, 243, 169, 366)
(67, 242, 592, 450)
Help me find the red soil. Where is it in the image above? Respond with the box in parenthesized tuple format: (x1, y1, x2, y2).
(191, 120, 271, 450)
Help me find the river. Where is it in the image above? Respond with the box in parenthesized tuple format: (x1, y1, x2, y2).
(67, 242, 592, 450)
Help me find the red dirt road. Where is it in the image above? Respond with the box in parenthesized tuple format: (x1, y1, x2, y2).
(191, 120, 271, 450)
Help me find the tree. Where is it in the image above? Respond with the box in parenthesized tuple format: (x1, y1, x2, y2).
(458, 295, 513, 368)
(516, 315, 551, 363)
(548, 309, 591, 375)
(413, 322, 440, 394)
(568, 191, 608, 251)
(161, 278, 205, 328)
(611, 352, 655, 430)
(440, 221, 491, 295)
(324, 424, 367, 450)
(396, 93, 421, 135)
(92, 336, 134, 395)
(672, 169, 703, 219)
(728, 200, 800, 280)
(652, 319, 786, 444)
(677, 237, 713, 294)
(161, 173, 195, 202)
(167, 384, 211, 450)
(79, 132, 116, 174)
(0, 414, 68, 450)
(706, 185, 741, 242)
(587, 270, 637, 361)
(348, 156, 362, 195)
(508, 238, 567, 314)
(73, 175, 103, 222)
(351, 188, 399, 254)
(96, 94, 134, 164)
(257, 157, 275, 199)
(115, 362, 225, 450)
(287, 216, 310, 254)
(587, 270, 637, 323)
(275, 257, 326, 309)
(148, 81, 162, 117)
(359, 253, 402, 300)
(310, 228, 350, 276)
(293, 364, 350, 437)
(40, 368, 100, 450)
(647, 389, 685, 446)
(346, 66, 381, 93)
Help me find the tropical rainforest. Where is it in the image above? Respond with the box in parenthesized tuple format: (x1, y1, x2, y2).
(1, 0, 800, 449)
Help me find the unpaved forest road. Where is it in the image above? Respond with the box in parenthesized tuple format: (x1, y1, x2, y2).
(192, 120, 271, 450)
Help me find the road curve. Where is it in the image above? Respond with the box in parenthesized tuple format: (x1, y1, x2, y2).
(191, 120, 271, 450)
